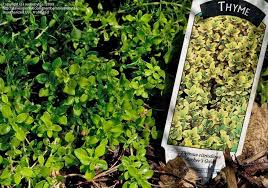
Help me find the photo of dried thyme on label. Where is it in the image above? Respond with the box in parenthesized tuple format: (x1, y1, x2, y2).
(168, 15, 265, 152)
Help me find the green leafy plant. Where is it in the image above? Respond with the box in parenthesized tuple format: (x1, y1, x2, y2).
(0, 0, 190, 187)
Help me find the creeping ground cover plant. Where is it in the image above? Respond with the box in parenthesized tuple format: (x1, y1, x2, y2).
(0, 0, 191, 187)
(168, 15, 265, 152)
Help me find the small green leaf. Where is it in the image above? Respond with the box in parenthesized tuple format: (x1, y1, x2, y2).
(85, 170, 95, 181)
(86, 7, 93, 18)
(38, 155, 45, 165)
(15, 128, 26, 141)
(65, 132, 75, 143)
(74, 148, 91, 165)
(14, 173, 22, 185)
(69, 64, 80, 75)
(0, 168, 10, 179)
(30, 14, 35, 24)
(35, 180, 47, 188)
(110, 126, 123, 134)
(125, 15, 135, 22)
(25, 116, 34, 125)
(36, 73, 48, 84)
(63, 85, 76, 96)
(78, 77, 89, 87)
(140, 14, 152, 23)
(129, 182, 138, 188)
(164, 49, 171, 64)
(0, 78, 5, 91)
(41, 16, 47, 28)
(54, 68, 63, 78)
(52, 57, 62, 69)
(39, 88, 49, 97)
(144, 169, 154, 179)
(58, 116, 67, 125)
(52, 124, 62, 132)
(73, 105, 82, 117)
(31, 57, 40, 64)
(140, 180, 151, 188)
(95, 139, 107, 157)
(0, 124, 11, 135)
(152, 37, 162, 45)
(1, 94, 9, 103)
(263, 69, 268, 76)
(96, 159, 108, 170)
(128, 166, 138, 178)
(41, 111, 52, 127)
(64, 154, 75, 166)
(97, 3, 103, 10)
(71, 27, 82, 40)
(91, 114, 100, 125)
(124, 172, 129, 180)
(20, 167, 33, 178)
(122, 182, 129, 188)
(104, 31, 109, 41)
(1, 105, 13, 118)
(87, 136, 99, 145)
(42, 62, 51, 72)
(0, 54, 6, 64)
(48, 19, 56, 27)
(16, 113, 28, 123)
(47, 130, 53, 138)
(111, 69, 119, 76)
(151, 127, 158, 139)
(64, 80, 77, 96)
(80, 94, 88, 103)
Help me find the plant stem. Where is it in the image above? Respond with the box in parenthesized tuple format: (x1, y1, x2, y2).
(64, 173, 85, 179)
(243, 150, 268, 164)
(92, 180, 100, 188)
(35, 26, 49, 40)
(0, 18, 22, 26)
(94, 177, 111, 182)
(110, 149, 124, 169)
(130, 146, 133, 155)
(64, 165, 120, 184)
(94, 165, 120, 180)
(28, 179, 31, 188)
(149, 182, 170, 187)
(22, 141, 27, 153)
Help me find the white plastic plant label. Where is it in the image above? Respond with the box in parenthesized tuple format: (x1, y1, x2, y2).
(161, 0, 268, 180)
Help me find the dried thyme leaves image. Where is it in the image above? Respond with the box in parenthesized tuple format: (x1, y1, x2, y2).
(168, 16, 265, 151)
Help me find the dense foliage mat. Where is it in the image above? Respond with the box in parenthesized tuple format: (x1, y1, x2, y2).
(0, 0, 190, 187)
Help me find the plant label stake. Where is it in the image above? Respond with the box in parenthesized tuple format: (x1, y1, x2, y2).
(162, 0, 268, 181)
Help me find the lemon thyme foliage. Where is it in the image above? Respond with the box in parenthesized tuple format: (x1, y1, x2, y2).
(0, 0, 191, 187)
(168, 16, 265, 151)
